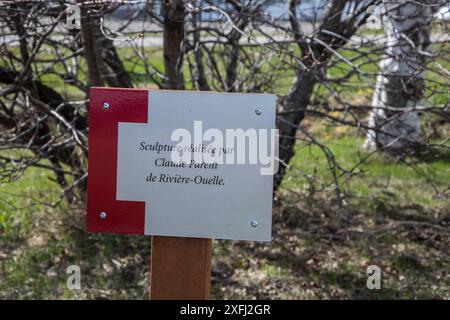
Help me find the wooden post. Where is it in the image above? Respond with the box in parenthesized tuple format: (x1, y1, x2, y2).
(150, 236, 212, 300)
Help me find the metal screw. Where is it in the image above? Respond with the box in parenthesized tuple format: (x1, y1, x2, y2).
(251, 220, 258, 228)
(99, 211, 107, 219)
(255, 108, 262, 115)
(103, 102, 110, 110)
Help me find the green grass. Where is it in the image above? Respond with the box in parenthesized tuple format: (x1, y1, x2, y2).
(118, 47, 164, 86)
(284, 136, 449, 208)
(0, 164, 67, 299)
(0, 165, 59, 240)
(0, 164, 149, 298)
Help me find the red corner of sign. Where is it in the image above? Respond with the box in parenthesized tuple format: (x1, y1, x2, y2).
(86, 87, 148, 235)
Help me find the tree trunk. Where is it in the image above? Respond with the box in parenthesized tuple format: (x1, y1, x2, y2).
(274, 71, 317, 189)
(364, 1, 438, 152)
(80, 5, 105, 88)
(162, 0, 185, 90)
(274, 0, 356, 190)
(80, 4, 132, 88)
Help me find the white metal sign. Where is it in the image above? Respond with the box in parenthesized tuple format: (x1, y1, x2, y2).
(116, 91, 276, 241)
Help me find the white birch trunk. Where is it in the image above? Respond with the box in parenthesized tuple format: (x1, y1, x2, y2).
(364, 1, 438, 152)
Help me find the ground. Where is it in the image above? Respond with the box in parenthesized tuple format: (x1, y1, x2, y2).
(0, 131, 448, 299)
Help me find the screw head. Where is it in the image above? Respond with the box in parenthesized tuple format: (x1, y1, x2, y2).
(103, 102, 110, 110)
(99, 211, 107, 219)
(255, 108, 262, 115)
(251, 220, 258, 228)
